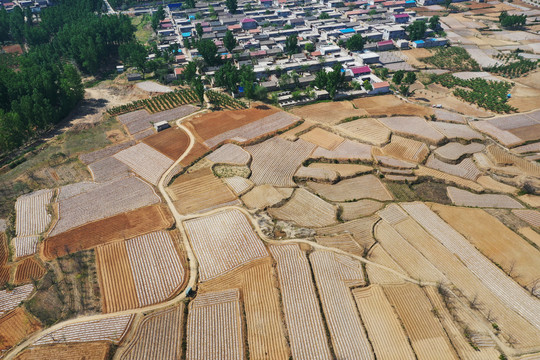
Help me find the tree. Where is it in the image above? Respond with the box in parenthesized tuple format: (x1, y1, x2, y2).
(181, 61, 198, 83)
(374, 67, 389, 79)
(285, 34, 298, 55)
(224, 30, 237, 53)
(313, 69, 327, 89)
(192, 76, 205, 104)
(346, 34, 365, 52)
(393, 70, 404, 85)
(444, 0, 452, 8)
(195, 23, 204, 38)
(244, 3, 253, 11)
(399, 84, 410, 96)
(404, 71, 417, 84)
(119, 42, 147, 73)
(429, 15, 440, 30)
(305, 42, 315, 53)
(363, 79, 373, 91)
(183, 0, 195, 8)
(499, 11, 526, 28)
(368, 9, 377, 15)
(197, 39, 220, 66)
(253, 85, 268, 101)
(319, 12, 330, 19)
(407, 20, 427, 41)
(326, 64, 345, 98)
(151, 5, 165, 31)
(226, 0, 238, 14)
(214, 60, 239, 92)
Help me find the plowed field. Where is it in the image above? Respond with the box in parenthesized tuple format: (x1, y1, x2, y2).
(187, 106, 279, 140)
(0, 308, 41, 352)
(366, 245, 406, 285)
(43, 205, 174, 260)
(431, 204, 540, 293)
(142, 127, 190, 160)
(383, 284, 458, 360)
(352, 285, 415, 360)
(0, 284, 34, 316)
(14, 258, 46, 285)
(381, 135, 430, 163)
(95, 241, 139, 313)
(119, 305, 183, 360)
(16, 341, 110, 360)
(299, 128, 344, 150)
(351, 95, 434, 117)
(317, 215, 379, 248)
(168, 167, 239, 215)
(179, 141, 210, 167)
(0, 233, 7, 265)
(336, 118, 391, 146)
(290, 101, 368, 124)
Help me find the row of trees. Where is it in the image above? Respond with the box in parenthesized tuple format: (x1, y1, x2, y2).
(499, 11, 526, 28)
(214, 61, 267, 100)
(0, 0, 136, 153)
(313, 64, 346, 98)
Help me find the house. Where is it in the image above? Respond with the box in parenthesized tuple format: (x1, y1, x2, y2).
(383, 25, 406, 40)
(241, 18, 258, 30)
(394, 39, 410, 49)
(358, 51, 380, 64)
(371, 81, 390, 94)
(116, 65, 124, 73)
(154, 121, 171, 132)
(261, 0, 273, 6)
(349, 65, 371, 77)
(411, 39, 425, 48)
(377, 39, 395, 51)
(127, 73, 142, 82)
(393, 13, 409, 23)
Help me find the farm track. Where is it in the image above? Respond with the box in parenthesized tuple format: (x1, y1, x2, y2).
(8, 109, 537, 360)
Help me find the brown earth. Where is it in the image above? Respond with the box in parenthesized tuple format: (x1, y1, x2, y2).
(95, 241, 139, 313)
(14, 258, 46, 285)
(187, 105, 280, 141)
(351, 95, 434, 117)
(507, 80, 540, 113)
(42, 204, 174, 260)
(412, 85, 493, 117)
(142, 127, 190, 160)
(16, 341, 111, 360)
(430, 204, 540, 291)
(290, 101, 368, 124)
(0, 308, 42, 352)
(0, 233, 7, 265)
(401, 48, 435, 68)
(168, 167, 238, 215)
(179, 140, 210, 167)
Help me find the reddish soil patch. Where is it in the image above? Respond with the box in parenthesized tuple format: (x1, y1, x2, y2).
(179, 141, 210, 167)
(187, 105, 279, 141)
(16, 341, 111, 360)
(14, 258, 46, 285)
(42, 204, 174, 260)
(0, 266, 9, 286)
(0, 308, 41, 352)
(351, 95, 434, 117)
(142, 127, 190, 160)
(0, 233, 7, 265)
(2, 45, 23, 54)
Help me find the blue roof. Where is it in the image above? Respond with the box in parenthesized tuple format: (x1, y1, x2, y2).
(167, 3, 182, 9)
(414, 40, 425, 44)
(340, 28, 355, 34)
(405, 0, 415, 3)
(189, 15, 195, 20)
(182, 32, 192, 37)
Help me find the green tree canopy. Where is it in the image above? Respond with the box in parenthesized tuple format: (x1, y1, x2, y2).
(319, 12, 330, 19)
(404, 71, 417, 84)
(304, 42, 315, 53)
(407, 20, 426, 41)
(429, 15, 440, 30)
(393, 70, 404, 85)
(346, 34, 365, 52)
(151, 5, 165, 31)
(285, 34, 298, 55)
(224, 30, 237, 53)
(197, 39, 220, 66)
(195, 23, 204, 38)
(499, 11, 526, 28)
(226, 0, 238, 14)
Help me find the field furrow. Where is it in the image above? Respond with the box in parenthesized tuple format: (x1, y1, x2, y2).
(13, 236, 39, 258)
(307, 174, 392, 202)
(206, 143, 251, 165)
(0, 284, 34, 316)
(0, 308, 41, 352)
(447, 186, 523, 208)
(15, 189, 54, 237)
(114, 143, 174, 185)
(14, 258, 46, 285)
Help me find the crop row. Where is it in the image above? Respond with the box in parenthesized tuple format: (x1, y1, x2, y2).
(107, 88, 198, 116)
(206, 90, 247, 110)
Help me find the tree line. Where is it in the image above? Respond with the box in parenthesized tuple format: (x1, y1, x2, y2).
(0, 0, 136, 153)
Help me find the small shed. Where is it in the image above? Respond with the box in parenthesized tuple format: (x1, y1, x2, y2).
(154, 121, 171, 132)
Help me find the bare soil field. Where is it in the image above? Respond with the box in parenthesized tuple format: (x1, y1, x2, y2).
(351, 95, 434, 117)
(142, 127, 190, 160)
(317, 215, 379, 248)
(119, 305, 183, 360)
(299, 128, 344, 150)
(309, 250, 372, 360)
(179, 141, 210, 167)
(14, 258, 46, 285)
(384, 284, 458, 360)
(508, 80, 540, 113)
(412, 85, 493, 117)
(43, 204, 173, 259)
(95, 241, 139, 313)
(519, 227, 540, 248)
(315, 234, 363, 256)
(168, 167, 239, 215)
(290, 101, 368, 124)
(270, 245, 332, 360)
(400, 48, 434, 68)
(186, 289, 244, 360)
(187, 105, 279, 141)
(380, 135, 430, 163)
(241, 184, 291, 209)
(307, 174, 393, 202)
(378, 116, 445, 145)
(268, 188, 337, 228)
(352, 285, 415, 360)
(206, 144, 251, 166)
(339, 200, 383, 221)
(431, 204, 540, 293)
(183, 209, 268, 282)
(308, 163, 372, 178)
(0, 308, 41, 352)
(16, 342, 111, 360)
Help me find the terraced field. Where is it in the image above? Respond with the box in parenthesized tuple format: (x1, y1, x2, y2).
(14, 258, 46, 285)
(186, 289, 244, 360)
(246, 137, 316, 187)
(43, 204, 174, 259)
(0, 308, 41, 352)
(310, 139, 372, 161)
(114, 143, 174, 185)
(309, 251, 373, 360)
(32, 315, 133, 346)
(223, 176, 253, 195)
(307, 175, 393, 202)
(317, 215, 379, 248)
(415, 166, 484, 192)
(426, 155, 482, 180)
(299, 128, 344, 150)
(366, 245, 406, 285)
(88, 156, 131, 182)
(142, 127, 190, 160)
(339, 200, 383, 221)
(168, 167, 239, 215)
(183, 209, 268, 281)
(269, 188, 337, 228)
(50, 177, 160, 236)
(447, 186, 523, 208)
(241, 185, 291, 209)
(352, 285, 415, 360)
(308, 163, 372, 178)
(120, 305, 183, 360)
(513, 209, 540, 227)
(0, 284, 34, 316)
(378, 116, 445, 145)
(381, 136, 430, 163)
(383, 284, 458, 360)
(434, 142, 485, 162)
(15, 189, 55, 237)
(270, 245, 332, 360)
(315, 234, 364, 257)
(431, 122, 483, 141)
(206, 144, 251, 165)
(336, 118, 391, 146)
(13, 236, 39, 258)
(17, 341, 111, 360)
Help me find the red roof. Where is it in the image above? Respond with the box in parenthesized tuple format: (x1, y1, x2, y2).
(378, 40, 394, 46)
(174, 67, 185, 75)
(373, 81, 390, 89)
(228, 24, 241, 30)
(311, 50, 322, 57)
(350, 66, 371, 75)
(242, 18, 257, 23)
(394, 13, 409, 18)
